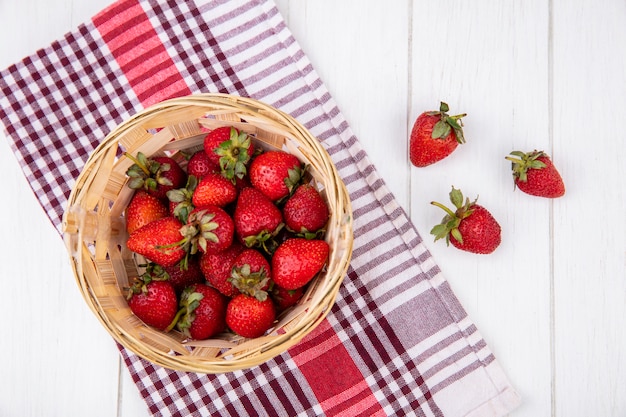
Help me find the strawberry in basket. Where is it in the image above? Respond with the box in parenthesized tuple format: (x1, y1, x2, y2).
(125, 152, 187, 200)
(126, 276, 179, 332)
(123, 124, 334, 341)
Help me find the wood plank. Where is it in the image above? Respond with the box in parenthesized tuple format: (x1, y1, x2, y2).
(0, 1, 126, 416)
(0, 139, 121, 416)
(274, 0, 411, 210)
(552, 1, 626, 415)
(410, 2, 553, 416)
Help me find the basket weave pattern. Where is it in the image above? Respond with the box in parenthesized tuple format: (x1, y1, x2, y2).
(62, 94, 353, 373)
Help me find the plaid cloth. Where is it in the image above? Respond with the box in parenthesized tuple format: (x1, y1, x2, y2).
(0, 0, 522, 416)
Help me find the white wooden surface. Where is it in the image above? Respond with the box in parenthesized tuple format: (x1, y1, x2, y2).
(0, 1, 624, 416)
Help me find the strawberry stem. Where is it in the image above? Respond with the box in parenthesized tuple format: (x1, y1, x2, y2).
(430, 201, 456, 217)
(504, 155, 523, 164)
(124, 152, 150, 176)
(165, 306, 186, 332)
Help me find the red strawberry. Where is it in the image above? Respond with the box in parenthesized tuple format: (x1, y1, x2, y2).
(409, 102, 466, 167)
(203, 126, 254, 181)
(272, 238, 329, 290)
(233, 187, 284, 251)
(126, 217, 186, 267)
(187, 150, 218, 179)
(125, 190, 169, 234)
(163, 256, 205, 294)
(127, 279, 178, 331)
(192, 172, 238, 208)
(249, 150, 303, 201)
(430, 187, 501, 254)
(200, 242, 244, 297)
(181, 206, 234, 254)
(226, 294, 276, 338)
(283, 184, 329, 238)
(270, 285, 304, 312)
(125, 152, 187, 200)
(176, 284, 228, 340)
(506, 150, 565, 198)
(229, 249, 272, 299)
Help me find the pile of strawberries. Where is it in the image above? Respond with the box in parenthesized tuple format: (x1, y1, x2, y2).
(409, 102, 566, 254)
(123, 126, 330, 340)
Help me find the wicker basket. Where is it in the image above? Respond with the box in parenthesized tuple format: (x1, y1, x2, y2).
(62, 93, 353, 373)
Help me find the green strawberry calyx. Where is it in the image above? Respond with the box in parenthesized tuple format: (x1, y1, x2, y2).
(242, 222, 284, 256)
(179, 209, 221, 254)
(166, 175, 199, 223)
(125, 151, 174, 191)
(428, 101, 467, 144)
(174, 289, 205, 336)
(229, 264, 271, 301)
(216, 127, 253, 182)
(505, 150, 548, 183)
(430, 186, 476, 245)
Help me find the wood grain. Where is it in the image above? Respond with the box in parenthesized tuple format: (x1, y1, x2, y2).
(0, 0, 624, 416)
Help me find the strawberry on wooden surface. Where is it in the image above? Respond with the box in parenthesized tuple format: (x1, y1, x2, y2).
(176, 284, 228, 340)
(226, 294, 276, 338)
(272, 238, 329, 290)
(506, 150, 565, 198)
(249, 150, 303, 201)
(126, 216, 186, 267)
(409, 101, 467, 167)
(125, 190, 169, 234)
(430, 187, 501, 254)
(127, 279, 178, 331)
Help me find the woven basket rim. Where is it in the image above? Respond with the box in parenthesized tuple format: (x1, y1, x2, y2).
(62, 93, 353, 373)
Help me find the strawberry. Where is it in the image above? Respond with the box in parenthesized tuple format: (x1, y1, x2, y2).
(166, 175, 198, 224)
(125, 152, 187, 200)
(249, 150, 303, 201)
(233, 187, 284, 252)
(176, 284, 228, 340)
(203, 126, 254, 181)
(163, 256, 205, 294)
(181, 206, 234, 255)
(430, 187, 501, 254)
(200, 242, 244, 297)
(272, 238, 329, 290)
(505, 150, 565, 198)
(192, 172, 238, 208)
(229, 249, 272, 300)
(409, 102, 466, 167)
(283, 184, 329, 238)
(226, 294, 276, 338)
(127, 279, 178, 331)
(126, 217, 186, 267)
(187, 150, 218, 179)
(270, 285, 304, 312)
(125, 190, 169, 234)
(137, 260, 203, 295)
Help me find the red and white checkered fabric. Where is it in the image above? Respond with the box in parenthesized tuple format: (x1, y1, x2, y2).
(0, 0, 521, 415)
